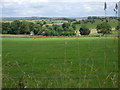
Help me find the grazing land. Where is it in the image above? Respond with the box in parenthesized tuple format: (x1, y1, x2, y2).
(2, 37, 118, 88)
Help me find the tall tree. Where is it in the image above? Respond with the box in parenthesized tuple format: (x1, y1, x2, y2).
(11, 20, 21, 34)
(20, 21, 30, 34)
(2, 22, 11, 34)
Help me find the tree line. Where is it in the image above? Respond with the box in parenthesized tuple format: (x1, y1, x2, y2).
(2, 18, 120, 36)
(2, 20, 76, 36)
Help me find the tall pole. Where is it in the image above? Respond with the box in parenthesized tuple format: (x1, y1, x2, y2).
(105, 9, 106, 18)
(104, 2, 107, 22)
(104, 2, 107, 18)
(118, 1, 120, 17)
(114, 3, 118, 17)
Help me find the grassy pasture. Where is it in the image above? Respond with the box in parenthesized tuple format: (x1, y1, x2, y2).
(75, 19, 118, 30)
(2, 37, 118, 88)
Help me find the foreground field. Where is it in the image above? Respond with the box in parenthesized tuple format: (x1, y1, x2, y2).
(2, 37, 118, 88)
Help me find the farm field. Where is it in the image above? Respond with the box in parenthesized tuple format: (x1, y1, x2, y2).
(2, 37, 118, 88)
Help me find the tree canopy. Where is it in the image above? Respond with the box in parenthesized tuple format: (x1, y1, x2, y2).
(96, 22, 112, 35)
(79, 25, 90, 35)
(2, 20, 76, 36)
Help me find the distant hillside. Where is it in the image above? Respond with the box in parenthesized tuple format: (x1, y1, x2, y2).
(2, 17, 86, 21)
(2, 17, 51, 21)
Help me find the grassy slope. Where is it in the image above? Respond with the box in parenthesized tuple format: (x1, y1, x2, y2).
(75, 19, 118, 30)
(2, 37, 118, 88)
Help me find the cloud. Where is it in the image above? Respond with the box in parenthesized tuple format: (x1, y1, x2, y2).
(4, 0, 49, 3)
(3, 0, 119, 3)
(2, 1, 118, 17)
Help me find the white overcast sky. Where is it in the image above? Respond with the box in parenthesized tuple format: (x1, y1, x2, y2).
(1, 0, 120, 17)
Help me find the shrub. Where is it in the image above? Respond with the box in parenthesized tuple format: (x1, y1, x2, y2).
(79, 25, 90, 35)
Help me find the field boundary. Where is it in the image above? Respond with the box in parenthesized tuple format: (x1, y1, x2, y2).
(0, 34, 119, 38)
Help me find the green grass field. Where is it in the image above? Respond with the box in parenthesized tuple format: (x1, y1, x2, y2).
(75, 19, 118, 30)
(2, 37, 118, 88)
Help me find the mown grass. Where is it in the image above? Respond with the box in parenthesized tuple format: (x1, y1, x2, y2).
(2, 37, 118, 88)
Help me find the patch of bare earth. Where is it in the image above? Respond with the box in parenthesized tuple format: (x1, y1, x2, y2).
(90, 29, 97, 34)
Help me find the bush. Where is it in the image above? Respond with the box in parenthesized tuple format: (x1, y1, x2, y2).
(79, 25, 90, 35)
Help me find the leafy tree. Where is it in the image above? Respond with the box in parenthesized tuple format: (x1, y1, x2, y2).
(69, 27, 74, 31)
(42, 29, 56, 36)
(11, 20, 21, 34)
(73, 21, 81, 24)
(44, 29, 51, 36)
(63, 27, 68, 31)
(48, 26, 53, 30)
(53, 25, 58, 31)
(79, 25, 90, 35)
(72, 24, 76, 30)
(53, 25, 63, 32)
(33, 24, 42, 35)
(46, 25, 49, 28)
(43, 21, 46, 25)
(62, 23, 70, 29)
(116, 18, 120, 31)
(29, 22, 35, 31)
(20, 21, 30, 34)
(2, 22, 11, 34)
(36, 21, 44, 26)
(96, 22, 112, 35)
(56, 26, 63, 32)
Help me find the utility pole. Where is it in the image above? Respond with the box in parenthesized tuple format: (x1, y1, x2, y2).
(114, 3, 118, 17)
(118, 1, 120, 17)
(104, 2, 107, 18)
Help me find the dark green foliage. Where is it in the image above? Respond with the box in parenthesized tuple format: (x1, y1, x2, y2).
(72, 24, 76, 30)
(2, 22, 11, 34)
(73, 21, 81, 24)
(11, 20, 21, 34)
(32, 24, 42, 35)
(96, 22, 112, 35)
(79, 25, 90, 35)
(36, 21, 44, 26)
(2, 20, 30, 34)
(1, 19, 76, 36)
(62, 23, 70, 29)
(115, 25, 120, 31)
(20, 21, 30, 34)
(53, 25, 63, 32)
(43, 21, 46, 25)
(29, 22, 35, 31)
(116, 19, 120, 31)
